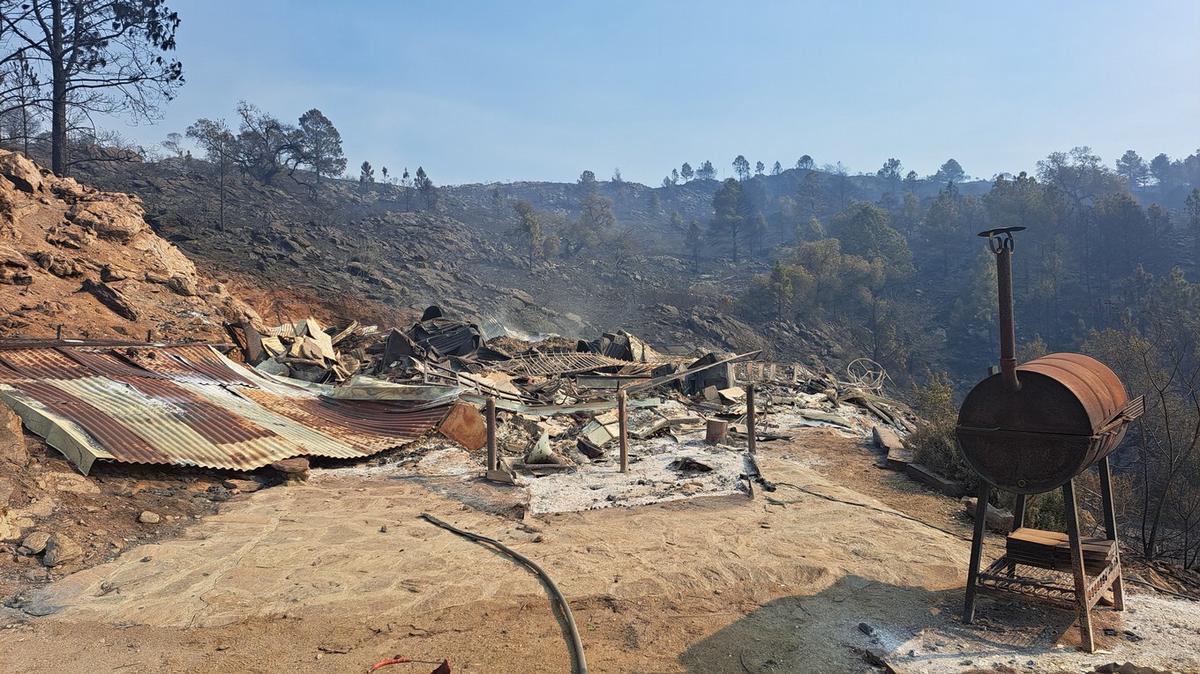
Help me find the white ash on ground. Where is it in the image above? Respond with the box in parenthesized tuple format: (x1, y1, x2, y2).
(880, 591, 1200, 674)
(524, 433, 751, 514)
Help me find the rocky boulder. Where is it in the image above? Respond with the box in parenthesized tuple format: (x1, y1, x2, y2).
(962, 496, 1015, 533)
(19, 530, 51, 555)
(66, 198, 149, 244)
(41, 532, 82, 566)
(0, 246, 32, 285)
(0, 401, 28, 467)
(270, 457, 310, 480)
(29, 250, 83, 278)
(0, 150, 44, 193)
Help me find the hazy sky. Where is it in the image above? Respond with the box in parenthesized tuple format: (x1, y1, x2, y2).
(108, 0, 1199, 186)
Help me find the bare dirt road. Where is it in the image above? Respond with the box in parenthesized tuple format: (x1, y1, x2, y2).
(2, 429, 1197, 673)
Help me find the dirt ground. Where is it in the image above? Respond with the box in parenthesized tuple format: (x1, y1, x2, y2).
(1, 428, 1198, 674)
(0, 435, 235, 600)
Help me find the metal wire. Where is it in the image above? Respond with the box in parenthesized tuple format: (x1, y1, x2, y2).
(838, 357, 890, 392)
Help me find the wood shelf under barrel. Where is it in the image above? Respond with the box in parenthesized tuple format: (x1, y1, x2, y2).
(976, 527, 1121, 611)
(962, 457, 1128, 653)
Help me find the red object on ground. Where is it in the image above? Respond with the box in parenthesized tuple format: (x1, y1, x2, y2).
(367, 657, 450, 674)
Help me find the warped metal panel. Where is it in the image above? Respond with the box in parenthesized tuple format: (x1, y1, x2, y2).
(234, 387, 445, 453)
(0, 348, 99, 380)
(109, 375, 276, 444)
(58, 348, 164, 381)
(0, 344, 451, 473)
(48, 377, 286, 469)
(5, 379, 162, 462)
(0, 385, 114, 474)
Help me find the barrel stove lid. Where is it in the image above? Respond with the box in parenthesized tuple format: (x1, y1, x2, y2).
(957, 352, 1128, 437)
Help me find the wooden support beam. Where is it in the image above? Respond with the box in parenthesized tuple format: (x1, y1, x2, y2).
(1004, 492, 1028, 575)
(963, 482, 991, 624)
(746, 383, 757, 456)
(1063, 478, 1096, 652)
(617, 388, 629, 473)
(486, 396, 497, 472)
(1098, 456, 1125, 610)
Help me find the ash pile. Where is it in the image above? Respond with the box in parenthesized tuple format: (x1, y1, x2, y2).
(227, 305, 915, 513)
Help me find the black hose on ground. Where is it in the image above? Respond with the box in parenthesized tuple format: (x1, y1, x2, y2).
(419, 513, 588, 674)
(767, 481, 972, 542)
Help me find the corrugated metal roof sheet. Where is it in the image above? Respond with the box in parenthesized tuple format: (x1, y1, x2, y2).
(496, 352, 641, 377)
(0, 344, 452, 474)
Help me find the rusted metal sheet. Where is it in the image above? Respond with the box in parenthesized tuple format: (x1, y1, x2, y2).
(7, 379, 162, 461)
(0, 348, 108, 380)
(105, 375, 277, 444)
(60, 348, 168, 380)
(129, 344, 259, 386)
(436, 402, 487, 451)
(0, 344, 451, 474)
(233, 387, 446, 453)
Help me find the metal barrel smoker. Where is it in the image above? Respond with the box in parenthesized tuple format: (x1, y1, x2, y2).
(956, 226, 1144, 652)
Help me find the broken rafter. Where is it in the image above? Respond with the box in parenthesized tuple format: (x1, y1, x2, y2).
(414, 358, 534, 404)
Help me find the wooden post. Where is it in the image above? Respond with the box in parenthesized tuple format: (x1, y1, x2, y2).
(746, 383, 757, 456)
(1012, 493, 1027, 530)
(486, 396, 497, 472)
(1062, 478, 1095, 652)
(1098, 456, 1125, 610)
(617, 388, 629, 473)
(1006, 492, 1028, 574)
(962, 482, 991, 624)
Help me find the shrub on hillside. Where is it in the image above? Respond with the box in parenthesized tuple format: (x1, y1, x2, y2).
(906, 371, 975, 486)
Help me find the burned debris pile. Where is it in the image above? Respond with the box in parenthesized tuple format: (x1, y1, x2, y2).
(2, 297, 915, 518)
(219, 305, 915, 511)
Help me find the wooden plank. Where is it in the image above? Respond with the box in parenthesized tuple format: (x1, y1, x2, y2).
(906, 462, 967, 497)
(962, 483, 991, 624)
(1063, 479, 1096, 653)
(1098, 456, 1126, 611)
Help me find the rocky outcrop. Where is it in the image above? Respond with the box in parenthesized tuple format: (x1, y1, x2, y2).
(41, 532, 82, 566)
(0, 401, 28, 467)
(0, 150, 261, 341)
(66, 197, 150, 244)
(0, 150, 45, 194)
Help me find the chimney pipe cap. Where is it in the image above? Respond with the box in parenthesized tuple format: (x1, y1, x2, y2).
(977, 226, 1026, 238)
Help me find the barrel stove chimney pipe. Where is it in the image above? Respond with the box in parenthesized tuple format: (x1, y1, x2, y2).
(979, 227, 1025, 392)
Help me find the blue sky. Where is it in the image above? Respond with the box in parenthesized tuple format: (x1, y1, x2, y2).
(109, 0, 1199, 186)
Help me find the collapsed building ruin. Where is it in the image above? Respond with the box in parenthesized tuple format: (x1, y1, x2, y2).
(1, 306, 914, 515)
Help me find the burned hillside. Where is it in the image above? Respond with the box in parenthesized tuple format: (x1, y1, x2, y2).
(67, 155, 852, 368)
